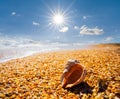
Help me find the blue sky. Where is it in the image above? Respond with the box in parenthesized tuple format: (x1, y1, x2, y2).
(0, 0, 120, 45)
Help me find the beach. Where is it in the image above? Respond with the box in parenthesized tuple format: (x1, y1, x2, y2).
(0, 45, 120, 99)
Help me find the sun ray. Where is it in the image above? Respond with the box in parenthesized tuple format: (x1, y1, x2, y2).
(47, 8, 70, 30)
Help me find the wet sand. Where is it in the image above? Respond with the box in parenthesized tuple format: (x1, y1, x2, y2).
(0, 45, 120, 98)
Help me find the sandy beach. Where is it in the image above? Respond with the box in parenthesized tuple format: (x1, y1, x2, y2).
(0, 45, 120, 99)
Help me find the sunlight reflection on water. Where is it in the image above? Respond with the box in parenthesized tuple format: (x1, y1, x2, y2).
(0, 44, 88, 63)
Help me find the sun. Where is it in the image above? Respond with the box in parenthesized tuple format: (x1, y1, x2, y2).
(48, 8, 70, 29)
(53, 14, 64, 25)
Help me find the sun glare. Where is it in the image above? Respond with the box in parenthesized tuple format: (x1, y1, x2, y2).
(48, 8, 70, 29)
(53, 14, 64, 25)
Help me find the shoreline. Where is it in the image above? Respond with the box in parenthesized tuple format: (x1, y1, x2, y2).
(0, 44, 119, 64)
(0, 45, 90, 64)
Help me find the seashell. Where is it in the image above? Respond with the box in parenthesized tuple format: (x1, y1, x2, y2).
(61, 59, 86, 88)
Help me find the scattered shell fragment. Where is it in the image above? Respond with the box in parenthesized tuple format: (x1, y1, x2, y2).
(0, 45, 119, 98)
(61, 59, 86, 88)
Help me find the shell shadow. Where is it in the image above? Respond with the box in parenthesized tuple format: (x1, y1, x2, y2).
(64, 82, 93, 95)
(98, 79, 108, 92)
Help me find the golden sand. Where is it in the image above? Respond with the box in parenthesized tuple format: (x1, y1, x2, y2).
(0, 45, 120, 99)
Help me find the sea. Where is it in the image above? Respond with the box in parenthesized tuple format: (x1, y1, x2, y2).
(0, 41, 88, 63)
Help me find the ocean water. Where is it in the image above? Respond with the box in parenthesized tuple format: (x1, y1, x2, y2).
(0, 40, 88, 63)
(0, 45, 61, 63)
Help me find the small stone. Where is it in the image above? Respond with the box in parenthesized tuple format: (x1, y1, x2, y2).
(0, 93, 5, 98)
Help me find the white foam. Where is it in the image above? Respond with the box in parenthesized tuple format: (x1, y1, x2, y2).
(0, 47, 60, 63)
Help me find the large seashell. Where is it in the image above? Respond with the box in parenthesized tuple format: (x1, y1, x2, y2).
(61, 59, 86, 88)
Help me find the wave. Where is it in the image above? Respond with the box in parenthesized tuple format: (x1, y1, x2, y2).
(0, 46, 60, 63)
(0, 37, 88, 63)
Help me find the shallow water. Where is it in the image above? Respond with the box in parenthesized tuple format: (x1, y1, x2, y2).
(0, 47, 59, 63)
(0, 45, 89, 63)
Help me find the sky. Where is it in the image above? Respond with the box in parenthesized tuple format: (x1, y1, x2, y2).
(0, 0, 120, 46)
